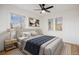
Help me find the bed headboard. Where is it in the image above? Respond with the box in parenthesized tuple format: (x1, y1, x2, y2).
(16, 28, 43, 38)
(23, 28, 43, 35)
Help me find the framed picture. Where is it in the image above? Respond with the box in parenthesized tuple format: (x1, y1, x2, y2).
(48, 19, 54, 30)
(55, 17, 63, 31)
(29, 17, 40, 27)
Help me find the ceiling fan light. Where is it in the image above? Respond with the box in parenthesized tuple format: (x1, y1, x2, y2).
(41, 10, 46, 13)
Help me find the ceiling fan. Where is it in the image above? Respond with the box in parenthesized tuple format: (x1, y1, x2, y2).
(34, 4, 54, 13)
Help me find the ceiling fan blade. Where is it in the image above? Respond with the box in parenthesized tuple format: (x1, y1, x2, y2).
(45, 6, 54, 9)
(45, 9, 50, 12)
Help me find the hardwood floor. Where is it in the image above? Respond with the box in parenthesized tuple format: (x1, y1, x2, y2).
(71, 44, 79, 55)
(65, 42, 79, 55)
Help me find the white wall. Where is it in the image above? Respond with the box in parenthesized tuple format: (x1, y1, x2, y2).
(0, 5, 10, 33)
(41, 7, 79, 45)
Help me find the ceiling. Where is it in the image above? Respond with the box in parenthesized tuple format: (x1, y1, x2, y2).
(13, 4, 79, 15)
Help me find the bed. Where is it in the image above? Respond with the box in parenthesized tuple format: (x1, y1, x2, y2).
(21, 35, 64, 55)
(16, 29, 64, 55)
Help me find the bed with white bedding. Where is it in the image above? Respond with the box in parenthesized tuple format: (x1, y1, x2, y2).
(21, 35, 64, 55)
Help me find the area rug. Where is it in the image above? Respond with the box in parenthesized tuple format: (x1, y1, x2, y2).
(5, 49, 24, 55)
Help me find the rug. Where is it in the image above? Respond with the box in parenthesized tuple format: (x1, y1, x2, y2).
(5, 49, 24, 55)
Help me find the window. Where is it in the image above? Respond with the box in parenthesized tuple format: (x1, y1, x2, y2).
(55, 17, 63, 31)
(10, 13, 25, 29)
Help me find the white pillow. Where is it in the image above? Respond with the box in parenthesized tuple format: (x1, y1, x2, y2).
(31, 31, 38, 36)
(22, 32, 31, 38)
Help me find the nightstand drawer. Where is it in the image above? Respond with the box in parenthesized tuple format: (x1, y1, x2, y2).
(5, 40, 17, 45)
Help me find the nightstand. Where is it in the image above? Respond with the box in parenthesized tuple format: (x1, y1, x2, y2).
(4, 39, 17, 52)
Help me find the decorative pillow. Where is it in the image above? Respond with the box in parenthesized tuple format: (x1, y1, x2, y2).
(22, 32, 31, 38)
(31, 31, 38, 36)
(35, 29, 43, 35)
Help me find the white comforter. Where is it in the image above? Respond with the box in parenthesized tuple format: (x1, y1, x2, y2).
(21, 35, 64, 55)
